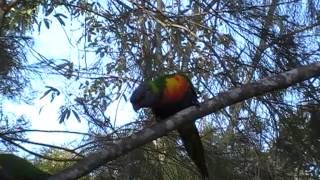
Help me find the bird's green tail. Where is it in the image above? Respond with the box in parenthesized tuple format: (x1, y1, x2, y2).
(177, 122, 208, 178)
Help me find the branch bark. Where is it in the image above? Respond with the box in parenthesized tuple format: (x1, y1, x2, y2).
(48, 62, 320, 180)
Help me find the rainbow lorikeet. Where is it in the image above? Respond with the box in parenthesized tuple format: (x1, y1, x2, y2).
(130, 73, 208, 178)
(0, 154, 51, 180)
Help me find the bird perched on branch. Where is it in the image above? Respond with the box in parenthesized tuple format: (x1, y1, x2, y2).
(130, 73, 208, 178)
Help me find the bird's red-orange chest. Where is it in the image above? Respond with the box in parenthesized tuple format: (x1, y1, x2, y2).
(160, 74, 190, 104)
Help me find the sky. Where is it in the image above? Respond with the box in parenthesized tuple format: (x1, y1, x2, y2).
(3, 11, 136, 153)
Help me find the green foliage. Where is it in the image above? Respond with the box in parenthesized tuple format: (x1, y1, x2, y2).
(0, 39, 29, 98)
(34, 149, 92, 180)
(0, 154, 50, 180)
(274, 107, 320, 178)
(34, 150, 75, 174)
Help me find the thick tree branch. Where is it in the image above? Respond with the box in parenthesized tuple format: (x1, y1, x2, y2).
(48, 62, 320, 180)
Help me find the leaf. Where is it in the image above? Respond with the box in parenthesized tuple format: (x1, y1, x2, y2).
(40, 86, 60, 102)
(38, 106, 43, 114)
(59, 108, 70, 124)
(72, 110, 81, 122)
(123, 94, 127, 102)
(40, 89, 52, 99)
(54, 13, 67, 26)
(45, 6, 54, 16)
(38, 21, 42, 33)
(54, 13, 68, 19)
(66, 109, 71, 119)
(56, 16, 65, 26)
(44, 18, 51, 29)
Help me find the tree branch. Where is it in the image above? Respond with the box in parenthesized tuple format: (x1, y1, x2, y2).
(48, 62, 320, 180)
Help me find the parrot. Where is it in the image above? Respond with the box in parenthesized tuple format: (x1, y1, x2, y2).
(0, 153, 51, 180)
(130, 73, 208, 178)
